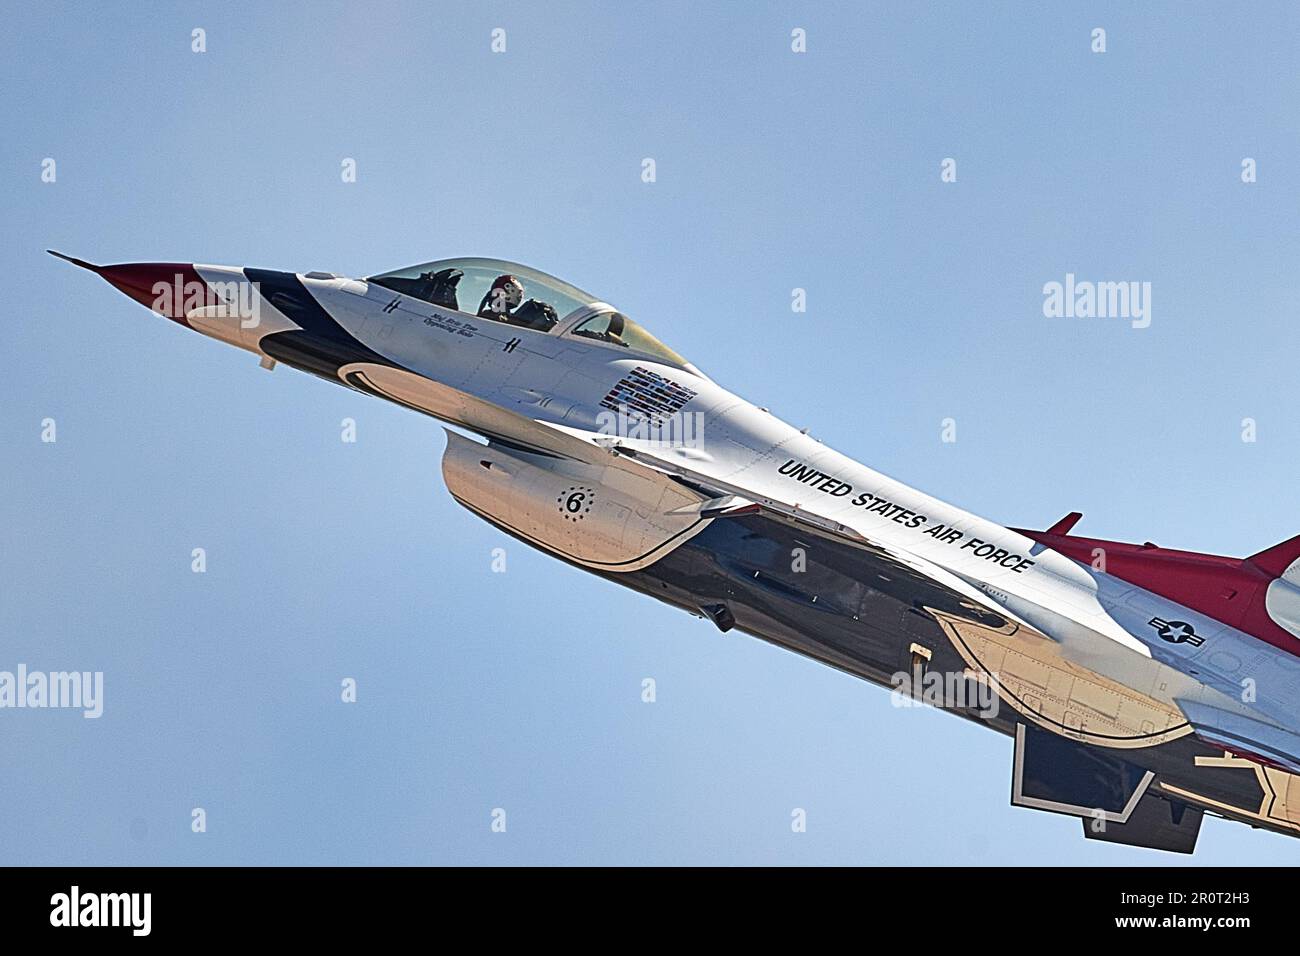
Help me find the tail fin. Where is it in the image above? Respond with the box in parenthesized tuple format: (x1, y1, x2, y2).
(1247, 535, 1300, 583)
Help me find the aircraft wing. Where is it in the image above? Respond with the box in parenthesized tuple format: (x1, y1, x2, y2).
(563, 430, 1029, 630)
(457, 418, 1206, 853)
(350, 378, 1038, 637)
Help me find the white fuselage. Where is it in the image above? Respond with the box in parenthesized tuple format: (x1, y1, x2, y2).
(191, 264, 1300, 749)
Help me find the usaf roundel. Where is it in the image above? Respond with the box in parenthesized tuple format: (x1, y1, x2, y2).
(1148, 617, 1205, 647)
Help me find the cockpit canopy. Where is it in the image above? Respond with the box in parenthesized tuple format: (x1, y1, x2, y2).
(367, 257, 690, 369)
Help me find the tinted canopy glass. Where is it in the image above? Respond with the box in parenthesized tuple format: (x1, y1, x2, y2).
(368, 257, 597, 331)
(570, 310, 690, 368)
(367, 257, 691, 367)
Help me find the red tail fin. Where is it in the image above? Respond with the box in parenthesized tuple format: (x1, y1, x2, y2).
(1247, 535, 1300, 580)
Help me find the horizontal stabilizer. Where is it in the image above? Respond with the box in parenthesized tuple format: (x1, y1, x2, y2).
(1247, 534, 1300, 582)
(1081, 792, 1202, 853)
(1012, 725, 1201, 852)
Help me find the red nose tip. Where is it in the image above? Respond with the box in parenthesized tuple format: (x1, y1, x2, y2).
(49, 251, 205, 324)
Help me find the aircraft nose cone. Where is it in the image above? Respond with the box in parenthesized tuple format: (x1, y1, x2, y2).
(49, 251, 206, 325)
(97, 263, 204, 318)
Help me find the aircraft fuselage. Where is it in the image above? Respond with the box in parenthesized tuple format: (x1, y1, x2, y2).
(59, 253, 1300, 852)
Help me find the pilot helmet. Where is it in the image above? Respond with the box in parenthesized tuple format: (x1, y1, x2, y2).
(488, 274, 525, 313)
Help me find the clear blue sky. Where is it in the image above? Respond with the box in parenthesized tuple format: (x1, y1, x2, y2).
(3, 2, 1298, 864)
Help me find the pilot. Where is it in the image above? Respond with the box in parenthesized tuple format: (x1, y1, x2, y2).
(477, 274, 525, 322)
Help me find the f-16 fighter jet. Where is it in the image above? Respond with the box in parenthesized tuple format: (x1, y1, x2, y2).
(55, 250, 1300, 853)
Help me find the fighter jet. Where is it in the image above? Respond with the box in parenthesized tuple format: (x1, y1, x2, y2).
(54, 250, 1300, 853)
